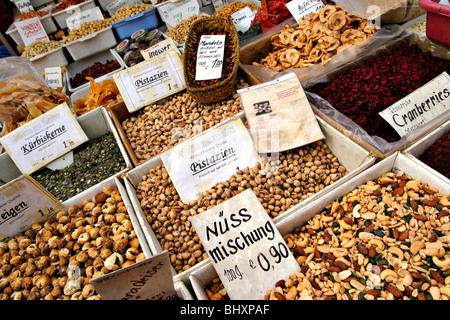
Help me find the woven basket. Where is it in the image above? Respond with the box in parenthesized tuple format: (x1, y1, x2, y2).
(183, 16, 240, 104)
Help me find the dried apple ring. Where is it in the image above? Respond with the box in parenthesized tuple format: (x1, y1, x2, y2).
(285, 48, 301, 66)
(327, 11, 347, 31)
(278, 31, 291, 45)
(289, 30, 306, 48)
(320, 5, 337, 23)
(340, 29, 366, 44)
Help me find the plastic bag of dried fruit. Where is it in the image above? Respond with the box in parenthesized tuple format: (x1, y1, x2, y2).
(0, 56, 70, 137)
(333, 0, 425, 23)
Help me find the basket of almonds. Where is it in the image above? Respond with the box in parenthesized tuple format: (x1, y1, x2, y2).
(183, 16, 240, 104)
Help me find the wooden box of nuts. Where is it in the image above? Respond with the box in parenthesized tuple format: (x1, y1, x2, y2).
(122, 114, 376, 285)
(191, 152, 450, 300)
(0, 107, 132, 205)
(109, 66, 260, 167)
(0, 177, 151, 300)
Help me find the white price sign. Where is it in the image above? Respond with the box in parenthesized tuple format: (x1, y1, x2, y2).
(285, 0, 325, 22)
(44, 67, 63, 89)
(13, 0, 33, 13)
(379, 72, 450, 137)
(231, 6, 256, 33)
(0, 175, 63, 241)
(90, 251, 178, 300)
(15, 17, 49, 46)
(66, 7, 104, 31)
(156, 0, 200, 29)
(190, 189, 300, 300)
(161, 117, 258, 204)
(114, 51, 185, 113)
(195, 34, 226, 81)
(141, 38, 180, 61)
(0, 103, 89, 174)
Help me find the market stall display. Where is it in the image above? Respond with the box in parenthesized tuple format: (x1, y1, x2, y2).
(0, 0, 449, 302)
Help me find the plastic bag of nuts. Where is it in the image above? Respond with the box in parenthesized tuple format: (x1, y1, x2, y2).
(0, 186, 145, 300)
(136, 140, 348, 274)
(266, 171, 450, 300)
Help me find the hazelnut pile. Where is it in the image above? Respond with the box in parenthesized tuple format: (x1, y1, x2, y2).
(0, 186, 145, 300)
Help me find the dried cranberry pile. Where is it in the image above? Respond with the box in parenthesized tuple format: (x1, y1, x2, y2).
(316, 45, 450, 142)
(419, 131, 450, 179)
(70, 60, 121, 89)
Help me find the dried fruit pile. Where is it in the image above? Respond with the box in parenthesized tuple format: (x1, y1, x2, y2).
(315, 45, 450, 142)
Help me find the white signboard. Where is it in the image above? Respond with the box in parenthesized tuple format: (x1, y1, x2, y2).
(231, 6, 256, 33)
(379, 72, 450, 137)
(156, 0, 201, 29)
(114, 51, 185, 113)
(190, 189, 300, 300)
(286, 0, 325, 22)
(15, 17, 49, 46)
(44, 67, 63, 89)
(0, 175, 64, 241)
(90, 251, 178, 300)
(66, 6, 104, 31)
(0, 103, 89, 174)
(13, 0, 33, 13)
(195, 34, 226, 81)
(141, 38, 180, 61)
(161, 117, 258, 204)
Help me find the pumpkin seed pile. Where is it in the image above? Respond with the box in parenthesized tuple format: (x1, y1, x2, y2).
(31, 132, 126, 201)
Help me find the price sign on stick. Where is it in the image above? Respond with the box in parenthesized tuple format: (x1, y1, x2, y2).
(15, 17, 49, 46)
(190, 189, 300, 300)
(285, 0, 325, 22)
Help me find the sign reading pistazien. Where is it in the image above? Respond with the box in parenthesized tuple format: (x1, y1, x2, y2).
(114, 51, 185, 113)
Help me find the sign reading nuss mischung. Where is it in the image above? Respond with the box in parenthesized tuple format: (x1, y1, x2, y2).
(379, 72, 450, 137)
(0, 103, 89, 174)
(190, 189, 300, 300)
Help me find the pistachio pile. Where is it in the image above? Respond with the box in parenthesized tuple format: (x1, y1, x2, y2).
(122, 78, 249, 164)
(266, 171, 450, 300)
(137, 141, 348, 273)
(0, 186, 145, 300)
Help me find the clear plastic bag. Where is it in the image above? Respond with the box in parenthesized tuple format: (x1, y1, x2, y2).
(239, 23, 404, 84)
(333, 0, 425, 24)
(0, 56, 70, 136)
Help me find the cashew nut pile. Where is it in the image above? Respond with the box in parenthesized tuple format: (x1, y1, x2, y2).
(265, 171, 450, 300)
(21, 40, 61, 59)
(0, 186, 145, 300)
(137, 140, 348, 274)
(122, 78, 249, 164)
(253, 5, 377, 71)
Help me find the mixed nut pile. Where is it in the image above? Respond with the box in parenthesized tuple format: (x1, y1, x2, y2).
(0, 186, 145, 300)
(137, 140, 348, 273)
(265, 171, 450, 300)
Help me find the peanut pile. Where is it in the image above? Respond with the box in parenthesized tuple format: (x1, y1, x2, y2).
(137, 141, 348, 274)
(265, 171, 450, 300)
(0, 186, 145, 300)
